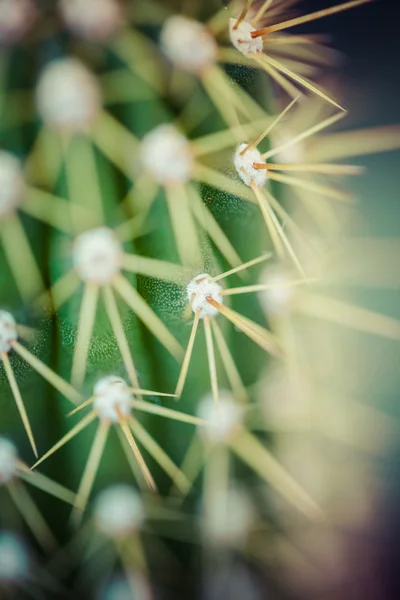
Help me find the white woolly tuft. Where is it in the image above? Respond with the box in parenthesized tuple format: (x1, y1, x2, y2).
(0, 311, 17, 355)
(93, 376, 132, 423)
(161, 15, 217, 74)
(59, 0, 124, 41)
(229, 17, 263, 57)
(140, 124, 193, 185)
(0, 151, 24, 217)
(197, 390, 243, 443)
(234, 143, 268, 188)
(73, 227, 122, 285)
(36, 58, 101, 132)
(187, 274, 223, 319)
(94, 485, 144, 537)
(0, 532, 29, 582)
(0, 438, 17, 484)
(0, 0, 37, 45)
(258, 266, 295, 317)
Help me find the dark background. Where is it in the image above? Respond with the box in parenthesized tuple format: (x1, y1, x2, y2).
(295, 2, 400, 600)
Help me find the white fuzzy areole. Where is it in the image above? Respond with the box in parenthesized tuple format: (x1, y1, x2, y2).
(73, 227, 122, 285)
(0, 438, 17, 484)
(140, 124, 193, 185)
(197, 390, 243, 443)
(0, 151, 24, 217)
(258, 266, 295, 317)
(36, 58, 101, 132)
(0, 532, 29, 582)
(187, 273, 223, 319)
(161, 15, 217, 74)
(0, 311, 17, 355)
(93, 376, 132, 423)
(94, 485, 144, 537)
(234, 143, 268, 188)
(229, 17, 263, 57)
(0, 0, 37, 45)
(59, 0, 124, 41)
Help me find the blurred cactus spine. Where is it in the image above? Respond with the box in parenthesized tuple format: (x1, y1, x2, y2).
(0, 0, 400, 598)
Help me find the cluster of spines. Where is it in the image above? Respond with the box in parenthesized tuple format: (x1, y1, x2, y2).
(0, 0, 399, 596)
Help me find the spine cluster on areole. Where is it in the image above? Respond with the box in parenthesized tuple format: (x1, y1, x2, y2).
(0, 0, 398, 596)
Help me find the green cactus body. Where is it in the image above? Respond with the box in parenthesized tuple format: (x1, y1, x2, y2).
(0, 0, 399, 597)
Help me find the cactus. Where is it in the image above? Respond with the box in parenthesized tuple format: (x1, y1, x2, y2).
(0, 0, 399, 598)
